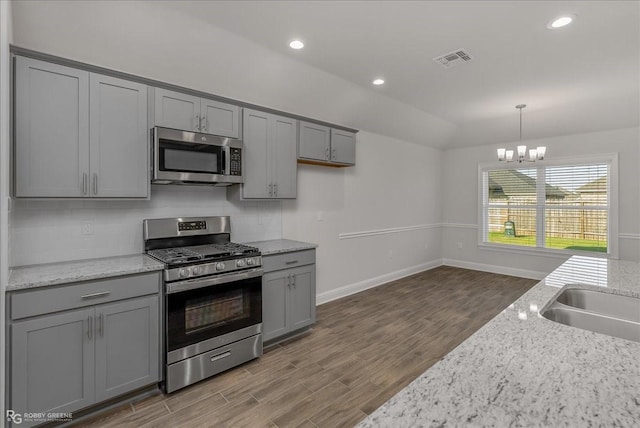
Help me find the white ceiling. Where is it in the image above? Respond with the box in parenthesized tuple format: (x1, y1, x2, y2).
(164, 0, 640, 148)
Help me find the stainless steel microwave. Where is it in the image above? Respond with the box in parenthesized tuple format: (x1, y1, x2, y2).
(151, 127, 243, 186)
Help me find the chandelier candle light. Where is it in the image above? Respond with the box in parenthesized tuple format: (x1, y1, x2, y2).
(497, 104, 546, 163)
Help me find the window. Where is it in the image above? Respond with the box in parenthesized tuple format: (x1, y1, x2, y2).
(479, 154, 618, 257)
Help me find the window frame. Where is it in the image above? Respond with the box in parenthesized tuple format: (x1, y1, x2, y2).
(477, 153, 619, 259)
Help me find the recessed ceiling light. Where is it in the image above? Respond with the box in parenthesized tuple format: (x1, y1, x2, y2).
(547, 15, 575, 29)
(372, 78, 385, 86)
(289, 40, 304, 49)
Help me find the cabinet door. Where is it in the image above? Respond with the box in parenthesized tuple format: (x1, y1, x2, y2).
(153, 88, 200, 132)
(89, 74, 148, 198)
(15, 56, 89, 197)
(298, 121, 330, 162)
(11, 308, 95, 423)
(262, 271, 290, 342)
(242, 109, 271, 198)
(94, 296, 159, 402)
(271, 115, 297, 199)
(201, 98, 240, 138)
(289, 265, 316, 331)
(330, 129, 356, 165)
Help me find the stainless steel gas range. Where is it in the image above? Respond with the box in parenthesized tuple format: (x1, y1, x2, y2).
(143, 216, 263, 393)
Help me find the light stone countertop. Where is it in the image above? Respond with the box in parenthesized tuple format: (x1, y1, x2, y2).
(243, 239, 317, 256)
(8, 254, 165, 291)
(357, 256, 640, 427)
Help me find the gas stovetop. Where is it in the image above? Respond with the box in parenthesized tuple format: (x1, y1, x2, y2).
(147, 242, 260, 265)
(143, 216, 263, 282)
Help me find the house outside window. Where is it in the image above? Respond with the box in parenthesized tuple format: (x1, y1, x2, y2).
(478, 154, 618, 257)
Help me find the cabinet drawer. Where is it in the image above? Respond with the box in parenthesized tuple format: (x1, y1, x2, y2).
(11, 272, 161, 320)
(262, 249, 315, 273)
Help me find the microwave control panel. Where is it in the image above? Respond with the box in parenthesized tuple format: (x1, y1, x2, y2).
(229, 148, 242, 176)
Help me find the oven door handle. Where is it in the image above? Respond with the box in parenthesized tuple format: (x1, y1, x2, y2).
(166, 268, 264, 294)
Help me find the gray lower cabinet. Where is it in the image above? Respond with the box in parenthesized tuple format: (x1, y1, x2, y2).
(150, 87, 241, 138)
(262, 250, 316, 343)
(229, 109, 297, 200)
(298, 120, 356, 166)
(14, 56, 149, 198)
(9, 273, 160, 427)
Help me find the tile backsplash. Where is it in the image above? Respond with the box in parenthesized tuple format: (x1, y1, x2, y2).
(10, 185, 282, 266)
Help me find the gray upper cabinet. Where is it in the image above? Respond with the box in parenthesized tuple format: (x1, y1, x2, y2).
(15, 57, 90, 197)
(298, 120, 356, 166)
(272, 115, 298, 198)
(230, 108, 296, 199)
(298, 121, 330, 162)
(89, 74, 148, 197)
(152, 88, 200, 132)
(201, 98, 241, 138)
(330, 128, 356, 165)
(14, 56, 149, 198)
(150, 88, 240, 138)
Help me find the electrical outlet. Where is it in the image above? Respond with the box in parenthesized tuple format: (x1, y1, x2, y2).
(81, 222, 93, 235)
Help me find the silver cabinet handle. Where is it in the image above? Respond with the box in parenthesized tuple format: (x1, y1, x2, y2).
(200, 115, 208, 132)
(80, 291, 110, 300)
(332, 148, 336, 160)
(93, 173, 98, 195)
(87, 315, 93, 340)
(82, 173, 88, 195)
(99, 313, 104, 337)
(285, 260, 298, 265)
(325, 147, 330, 160)
(287, 274, 291, 287)
(274, 183, 277, 197)
(210, 351, 231, 363)
(194, 114, 200, 131)
(268, 183, 273, 197)
(292, 274, 296, 287)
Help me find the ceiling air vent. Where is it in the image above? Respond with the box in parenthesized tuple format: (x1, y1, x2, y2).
(433, 49, 474, 69)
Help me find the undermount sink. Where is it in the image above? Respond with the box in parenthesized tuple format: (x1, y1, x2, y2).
(541, 288, 640, 343)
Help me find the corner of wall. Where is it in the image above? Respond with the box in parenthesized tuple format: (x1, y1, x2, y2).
(1, 0, 13, 420)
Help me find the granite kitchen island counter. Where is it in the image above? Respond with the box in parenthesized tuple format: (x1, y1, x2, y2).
(357, 256, 640, 427)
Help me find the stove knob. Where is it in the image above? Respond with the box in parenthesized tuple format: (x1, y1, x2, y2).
(246, 258, 255, 266)
(179, 268, 190, 278)
(216, 262, 226, 271)
(236, 259, 246, 268)
(192, 266, 202, 275)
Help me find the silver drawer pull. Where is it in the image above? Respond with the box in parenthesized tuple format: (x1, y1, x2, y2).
(80, 291, 111, 300)
(285, 260, 299, 265)
(210, 351, 231, 363)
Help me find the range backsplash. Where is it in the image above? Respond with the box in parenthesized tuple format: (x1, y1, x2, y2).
(10, 186, 282, 266)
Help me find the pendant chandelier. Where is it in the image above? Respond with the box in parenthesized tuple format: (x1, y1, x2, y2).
(497, 104, 546, 163)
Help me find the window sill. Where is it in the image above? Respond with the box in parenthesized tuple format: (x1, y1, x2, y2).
(477, 242, 616, 260)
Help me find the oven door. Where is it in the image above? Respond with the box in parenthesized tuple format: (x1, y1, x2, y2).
(166, 268, 262, 357)
(152, 127, 243, 184)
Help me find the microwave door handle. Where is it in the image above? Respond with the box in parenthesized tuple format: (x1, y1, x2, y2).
(222, 148, 229, 175)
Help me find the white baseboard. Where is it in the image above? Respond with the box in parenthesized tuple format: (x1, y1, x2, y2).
(316, 259, 443, 305)
(442, 258, 547, 280)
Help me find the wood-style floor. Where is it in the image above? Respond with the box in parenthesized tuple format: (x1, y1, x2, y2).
(75, 266, 537, 428)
